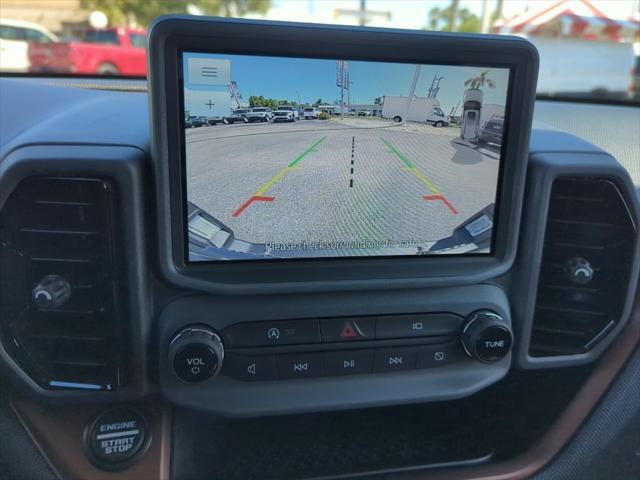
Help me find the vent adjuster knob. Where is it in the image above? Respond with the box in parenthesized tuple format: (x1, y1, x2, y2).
(32, 275, 72, 308)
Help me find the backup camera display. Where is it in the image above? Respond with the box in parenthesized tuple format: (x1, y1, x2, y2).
(182, 52, 510, 261)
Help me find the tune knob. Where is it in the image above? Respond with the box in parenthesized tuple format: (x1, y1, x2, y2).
(461, 310, 512, 363)
(32, 275, 71, 308)
(168, 326, 224, 383)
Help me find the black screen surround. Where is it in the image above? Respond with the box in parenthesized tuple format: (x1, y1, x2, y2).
(148, 16, 539, 293)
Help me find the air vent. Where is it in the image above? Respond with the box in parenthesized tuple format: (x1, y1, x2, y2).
(0, 177, 126, 390)
(530, 177, 636, 357)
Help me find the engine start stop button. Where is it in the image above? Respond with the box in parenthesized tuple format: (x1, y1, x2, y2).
(87, 408, 147, 468)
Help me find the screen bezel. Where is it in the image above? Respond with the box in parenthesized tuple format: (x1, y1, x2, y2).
(148, 16, 538, 293)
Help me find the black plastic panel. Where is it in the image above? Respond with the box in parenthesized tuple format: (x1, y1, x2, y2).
(512, 151, 640, 369)
(530, 178, 636, 356)
(172, 366, 592, 479)
(0, 145, 150, 402)
(0, 177, 126, 390)
(158, 284, 511, 416)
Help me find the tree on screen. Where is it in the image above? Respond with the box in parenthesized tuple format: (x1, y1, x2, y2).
(248, 96, 297, 108)
(464, 71, 496, 90)
(81, 0, 272, 27)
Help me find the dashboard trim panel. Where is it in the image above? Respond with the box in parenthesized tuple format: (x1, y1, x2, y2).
(0, 145, 151, 401)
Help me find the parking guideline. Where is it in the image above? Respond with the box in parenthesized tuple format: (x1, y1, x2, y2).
(232, 136, 326, 217)
(381, 138, 457, 214)
(288, 136, 326, 168)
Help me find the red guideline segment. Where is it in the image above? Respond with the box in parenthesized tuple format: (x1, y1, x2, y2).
(232, 195, 275, 218)
(423, 195, 458, 215)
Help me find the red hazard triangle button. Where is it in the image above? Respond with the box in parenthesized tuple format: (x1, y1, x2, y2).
(340, 321, 362, 339)
(322, 317, 374, 342)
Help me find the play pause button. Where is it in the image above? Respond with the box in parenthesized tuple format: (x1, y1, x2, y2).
(324, 349, 374, 376)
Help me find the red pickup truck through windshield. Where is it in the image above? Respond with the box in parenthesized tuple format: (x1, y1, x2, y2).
(28, 27, 146, 76)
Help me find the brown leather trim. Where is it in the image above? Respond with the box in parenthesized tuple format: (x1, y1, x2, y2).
(11, 398, 171, 480)
(402, 291, 640, 480)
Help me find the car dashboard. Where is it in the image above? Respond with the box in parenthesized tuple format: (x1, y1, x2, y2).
(1, 60, 639, 480)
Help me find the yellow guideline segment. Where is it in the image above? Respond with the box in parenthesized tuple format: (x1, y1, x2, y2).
(382, 138, 442, 195)
(401, 167, 442, 196)
(254, 136, 326, 196)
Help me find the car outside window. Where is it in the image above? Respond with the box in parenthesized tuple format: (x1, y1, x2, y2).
(0, 25, 25, 41)
(25, 29, 52, 43)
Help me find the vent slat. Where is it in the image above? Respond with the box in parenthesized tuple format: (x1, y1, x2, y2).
(530, 178, 636, 357)
(20, 228, 99, 236)
(0, 177, 124, 391)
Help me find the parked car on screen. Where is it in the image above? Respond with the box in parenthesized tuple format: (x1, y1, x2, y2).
(633, 56, 640, 99)
(477, 118, 504, 146)
(28, 27, 146, 76)
(223, 109, 250, 124)
(185, 116, 204, 128)
(357, 110, 372, 116)
(246, 107, 274, 122)
(273, 105, 299, 122)
(0, 18, 58, 72)
(207, 116, 223, 125)
(302, 107, 321, 119)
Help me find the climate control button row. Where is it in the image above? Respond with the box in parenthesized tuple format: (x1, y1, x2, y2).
(221, 313, 465, 348)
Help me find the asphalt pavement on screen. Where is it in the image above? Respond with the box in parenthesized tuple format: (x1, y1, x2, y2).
(185, 118, 500, 251)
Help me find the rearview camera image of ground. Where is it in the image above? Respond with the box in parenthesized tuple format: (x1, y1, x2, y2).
(183, 52, 509, 261)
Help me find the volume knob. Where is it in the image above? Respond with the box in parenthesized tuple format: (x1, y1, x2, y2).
(168, 326, 224, 383)
(461, 310, 512, 363)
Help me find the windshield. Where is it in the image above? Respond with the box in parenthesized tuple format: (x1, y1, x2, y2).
(0, 0, 638, 105)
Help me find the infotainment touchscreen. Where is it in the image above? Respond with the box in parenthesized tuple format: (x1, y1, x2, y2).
(181, 52, 511, 262)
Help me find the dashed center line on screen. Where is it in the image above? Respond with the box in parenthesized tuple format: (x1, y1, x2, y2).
(350, 136, 355, 188)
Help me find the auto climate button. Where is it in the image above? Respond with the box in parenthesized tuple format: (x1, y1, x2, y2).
(222, 319, 320, 347)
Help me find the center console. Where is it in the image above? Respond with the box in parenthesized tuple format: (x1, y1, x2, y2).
(159, 286, 511, 415)
(143, 17, 539, 415)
